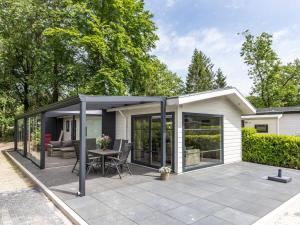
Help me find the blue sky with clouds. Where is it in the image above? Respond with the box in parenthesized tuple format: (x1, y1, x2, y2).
(144, 0, 300, 95)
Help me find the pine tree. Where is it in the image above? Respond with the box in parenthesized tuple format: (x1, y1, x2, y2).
(185, 49, 214, 93)
(214, 68, 227, 89)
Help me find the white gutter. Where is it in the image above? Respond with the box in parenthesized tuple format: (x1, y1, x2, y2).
(118, 110, 127, 140)
(242, 114, 283, 120)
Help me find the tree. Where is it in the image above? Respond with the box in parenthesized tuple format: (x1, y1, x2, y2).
(45, 0, 159, 96)
(0, 0, 47, 111)
(214, 68, 227, 89)
(240, 31, 300, 107)
(185, 49, 214, 93)
(143, 58, 184, 96)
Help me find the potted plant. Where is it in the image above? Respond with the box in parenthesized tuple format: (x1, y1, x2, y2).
(159, 166, 172, 181)
(97, 134, 111, 150)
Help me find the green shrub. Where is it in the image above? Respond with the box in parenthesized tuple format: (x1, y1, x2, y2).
(185, 134, 221, 150)
(242, 128, 300, 169)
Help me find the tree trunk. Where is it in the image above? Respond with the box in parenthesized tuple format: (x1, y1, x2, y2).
(24, 81, 29, 111)
(52, 62, 59, 103)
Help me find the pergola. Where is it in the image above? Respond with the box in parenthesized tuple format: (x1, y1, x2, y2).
(15, 94, 167, 196)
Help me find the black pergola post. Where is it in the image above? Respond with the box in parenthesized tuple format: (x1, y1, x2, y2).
(72, 115, 76, 140)
(79, 100, 86, 196)
(24, 117, 28, 157)
(14, 119, 17, 151)
(40, 113, 46, 169)
(160, 98, 167, 167)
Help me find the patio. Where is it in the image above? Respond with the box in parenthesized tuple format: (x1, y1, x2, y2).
(8, 150, 300, 225)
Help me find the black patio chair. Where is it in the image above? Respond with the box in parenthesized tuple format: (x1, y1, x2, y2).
(105, 143, 132, 179)
(112, 139, 122, 151)
(72, 141, 101, 175)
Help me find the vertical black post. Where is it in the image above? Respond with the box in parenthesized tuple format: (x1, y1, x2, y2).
(40, 113, 46, 169)
(24, 117, 28, 157)
(79, 101, 86, 196)
(72, 115, 76, 140)
(160, 98, 167, 167)
(14, 119, 18, 151)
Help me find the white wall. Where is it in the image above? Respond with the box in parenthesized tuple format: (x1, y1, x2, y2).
(279, 114, 300, 136)
(243, 118, 278, 134)
(181, 96, 242, 166)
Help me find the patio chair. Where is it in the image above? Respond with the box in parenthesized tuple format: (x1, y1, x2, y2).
(105, 143, 132, 179)
(112, 139, 122, 151)
(72, 141, 101, 175)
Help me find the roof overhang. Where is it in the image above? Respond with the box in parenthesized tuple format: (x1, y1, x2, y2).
(108, 88, 256, 114)
(174, 88, 256, 114)
(242, 114, 283, 120)
(15, 95, 165, 119)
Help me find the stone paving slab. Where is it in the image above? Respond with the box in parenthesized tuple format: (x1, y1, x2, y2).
(0, 145, 72, 225)
(8, 150, 300, 225)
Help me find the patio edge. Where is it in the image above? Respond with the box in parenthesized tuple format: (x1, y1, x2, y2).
(253, 193, 300, 225)
(4, 150, 88, 225)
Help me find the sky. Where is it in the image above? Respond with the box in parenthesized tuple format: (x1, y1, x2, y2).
(144, 0, 300, 95)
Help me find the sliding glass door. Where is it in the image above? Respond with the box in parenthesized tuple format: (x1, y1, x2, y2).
(132, 113, 174, 169)
(183, 113, 223, 171)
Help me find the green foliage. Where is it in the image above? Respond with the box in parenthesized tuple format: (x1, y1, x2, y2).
(213, 68, 227, 89)
(142, 58, 184, 96)
(242, 128, 300, 169)
(240, 31, 300, 107)
(185, 134, 221, 150)
(185, 49, 215, 93)
(0, 0, 184, 137)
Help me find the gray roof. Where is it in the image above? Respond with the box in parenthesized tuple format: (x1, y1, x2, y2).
(16, 94, 165, 119)
(257, 106, 300, 114)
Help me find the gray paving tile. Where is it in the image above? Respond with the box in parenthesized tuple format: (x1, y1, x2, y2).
(230, 199, 273, 217)
(119, 203, 156, 222)
(183, 187, 215, 198)
(187, 198, 225, 214)
(144, 197, 181, 211)
(202, 191, 241, 207)
(65, 196, 100, 209)
(191, 216, 234, 225)
(166, 205, 207, 224)
(73, 201, 112, 221)
(214, 207, 259, 225)
(138, 212, 185, 225)
(88, 211, 137, 225)
(171, 191, 200, 204)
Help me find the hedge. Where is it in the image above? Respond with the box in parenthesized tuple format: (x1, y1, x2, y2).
(185, 134, 221, 150)
(242, 128, 300, 169)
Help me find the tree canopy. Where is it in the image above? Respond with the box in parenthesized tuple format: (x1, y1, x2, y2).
(185, 48, 228, 93)
(0, 0, 184, 139)
(240, 31, 300, 107)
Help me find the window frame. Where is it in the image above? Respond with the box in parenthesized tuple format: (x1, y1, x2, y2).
(254, 124, 268, 133)
(182, 112, 224, 172)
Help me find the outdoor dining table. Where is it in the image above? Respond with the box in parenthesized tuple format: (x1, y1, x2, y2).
(88, 149, 120, 176)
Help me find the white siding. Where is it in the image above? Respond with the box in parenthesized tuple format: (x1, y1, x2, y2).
(181, 97, 242, 165)
(279, 114, 300, 136)
(243, 118, 277, 134)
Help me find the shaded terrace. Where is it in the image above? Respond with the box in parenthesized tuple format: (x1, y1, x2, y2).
(15, 94, 167, 196)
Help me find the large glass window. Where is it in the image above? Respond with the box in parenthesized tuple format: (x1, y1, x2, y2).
(183, 113, 223, 170)
(132, 114, 174, 168)
(17, 119, 24, 154)
(27, 114, 41, 165)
